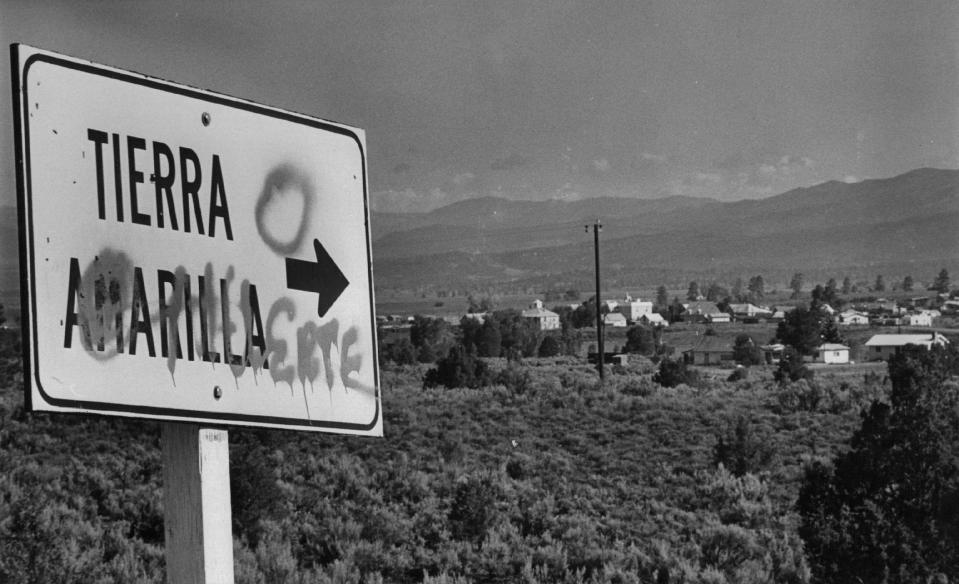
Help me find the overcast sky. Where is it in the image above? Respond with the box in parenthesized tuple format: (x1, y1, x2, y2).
(2, 1, 957, 212)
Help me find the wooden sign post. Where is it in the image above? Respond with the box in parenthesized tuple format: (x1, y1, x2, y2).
(161, 423, 235, 584)
(12, 44, 382, 583)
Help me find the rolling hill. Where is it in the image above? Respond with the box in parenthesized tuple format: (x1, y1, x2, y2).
(2, 168, 957, 302)
(371, 168, 959, 291)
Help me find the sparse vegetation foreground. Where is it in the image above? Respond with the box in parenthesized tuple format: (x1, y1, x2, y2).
(1, 328, 958, 582)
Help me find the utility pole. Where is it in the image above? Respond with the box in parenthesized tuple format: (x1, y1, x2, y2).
(586, 219, 604, 380)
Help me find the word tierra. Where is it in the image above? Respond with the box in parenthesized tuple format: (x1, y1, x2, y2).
(86, 129, 234, 240)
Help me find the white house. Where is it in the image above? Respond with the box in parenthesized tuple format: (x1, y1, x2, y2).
(603, 312, 628, 328)
(816, 343, 850, 364)
(521, 299, 560, 331)
(864, 332, 949, 361)
(728, 303, 772, 320)
(618, 294, 654, 321)
(838, 310, 869, 326)
(684, 301, 731, 324)
(639, 313, 668, 328)
(902, 312, 933, 327)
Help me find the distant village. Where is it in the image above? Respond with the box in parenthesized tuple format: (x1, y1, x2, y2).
(378, 272, 959, 369)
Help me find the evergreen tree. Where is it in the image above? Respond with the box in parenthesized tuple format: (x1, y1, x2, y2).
(797, 344, 959, 582)
(873, 274, 885, 292)
(776, 304, 840, 356)
(774, 347, 813, 383)
(824, 278, 839, 305)
(713, 416, 776, 476)
(476, 319, 502, 357)
(731, 277, 744, 302)
(705, 282, 727, 301)
(789, 272, 804, 299)
(686, 281, 700, 301)
(537, 335, 561, 357)
(731, 334, 762, 366)
(934, 268, 951, 293)
(653, 358, 699, 388)
(747, 275, 765, 301)
(655, 285, 669, 309)
(842, 276, 852, 295)
(624, 325, 654, 355)
(423, 344, 492, 389)
(902, 275, 914, 292)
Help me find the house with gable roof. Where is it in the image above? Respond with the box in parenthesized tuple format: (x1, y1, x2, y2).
(683, 301, 731, 324)
(864, 332, 949, 361)
(521, 299, 560, 331)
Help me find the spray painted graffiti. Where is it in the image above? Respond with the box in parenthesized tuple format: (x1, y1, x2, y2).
(65, 252, 269, 383)
(64, 165, 372, 391)
(61, 162, 371, 398)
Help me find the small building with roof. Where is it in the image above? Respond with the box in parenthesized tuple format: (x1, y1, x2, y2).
(815, 343, 850, 364)
(603, 312, 628, 328)
(838, 310, 869, 326)
(683, 301, 731, 324)
(864, 332, 949, 361)
(683, 336, 734, 366)
(639, 313, 668, 328)
(618, 294, 654, 321)
(521, 299, 560, 331)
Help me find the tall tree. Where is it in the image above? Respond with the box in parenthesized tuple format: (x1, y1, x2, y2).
(668, 297, 685, 323)
(747, 275, 765, 301)
(686, 281, 700, 301)
(902, 275, 914, 292)
(624, 325, 654, 355)
(655, 285, 669, 309)
(842, 276, 852, 295)
(475, 319, 502, 357)
(789, 272, 804, 299)
(934, 268, 951, 293)
(731, 277, 744, 302)
(732, 334, 762, 366)
(873, 274, 886, 292)
(797, 344, 959, 582)
(776, 304, 840, 356)
(705, 282, 726, 301)
(824, 278, 839, 305)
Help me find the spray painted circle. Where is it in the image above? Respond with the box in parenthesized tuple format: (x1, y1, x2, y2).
(255, 165, 314, 255)
(79, 249, 134, 361)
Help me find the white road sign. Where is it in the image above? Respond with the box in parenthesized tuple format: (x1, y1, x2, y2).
(11, 45, 381, 435)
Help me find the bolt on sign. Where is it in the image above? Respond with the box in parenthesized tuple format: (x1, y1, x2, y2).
(11, 45, 381, 435)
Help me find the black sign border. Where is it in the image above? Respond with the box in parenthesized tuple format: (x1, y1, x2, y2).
(10, 44, 381, 433)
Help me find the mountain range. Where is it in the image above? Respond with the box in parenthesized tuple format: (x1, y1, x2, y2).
(0, 168, 956, 304)
(370, 167, 959, 292)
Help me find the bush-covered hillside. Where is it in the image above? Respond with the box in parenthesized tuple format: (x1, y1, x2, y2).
(0, 335, 902, 583)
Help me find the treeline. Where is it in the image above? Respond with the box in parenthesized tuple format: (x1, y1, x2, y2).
(380, 311, 581, 368)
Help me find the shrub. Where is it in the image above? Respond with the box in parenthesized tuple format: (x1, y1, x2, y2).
(625, 325, 655, 355)
(712, 416, 776, 477)
(448, 473, 504, 543)
(380, 338, 418, 366)
(727, 367, 749, 382)
(774, 348, 813, 384)
(537, 335, 562, 358)
(732, 334, 763, 366)
(423, 344, 492, 389)
(653, 358, 700, 388)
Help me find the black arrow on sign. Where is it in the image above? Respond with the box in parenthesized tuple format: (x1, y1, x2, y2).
(286, 239, 349, 318)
